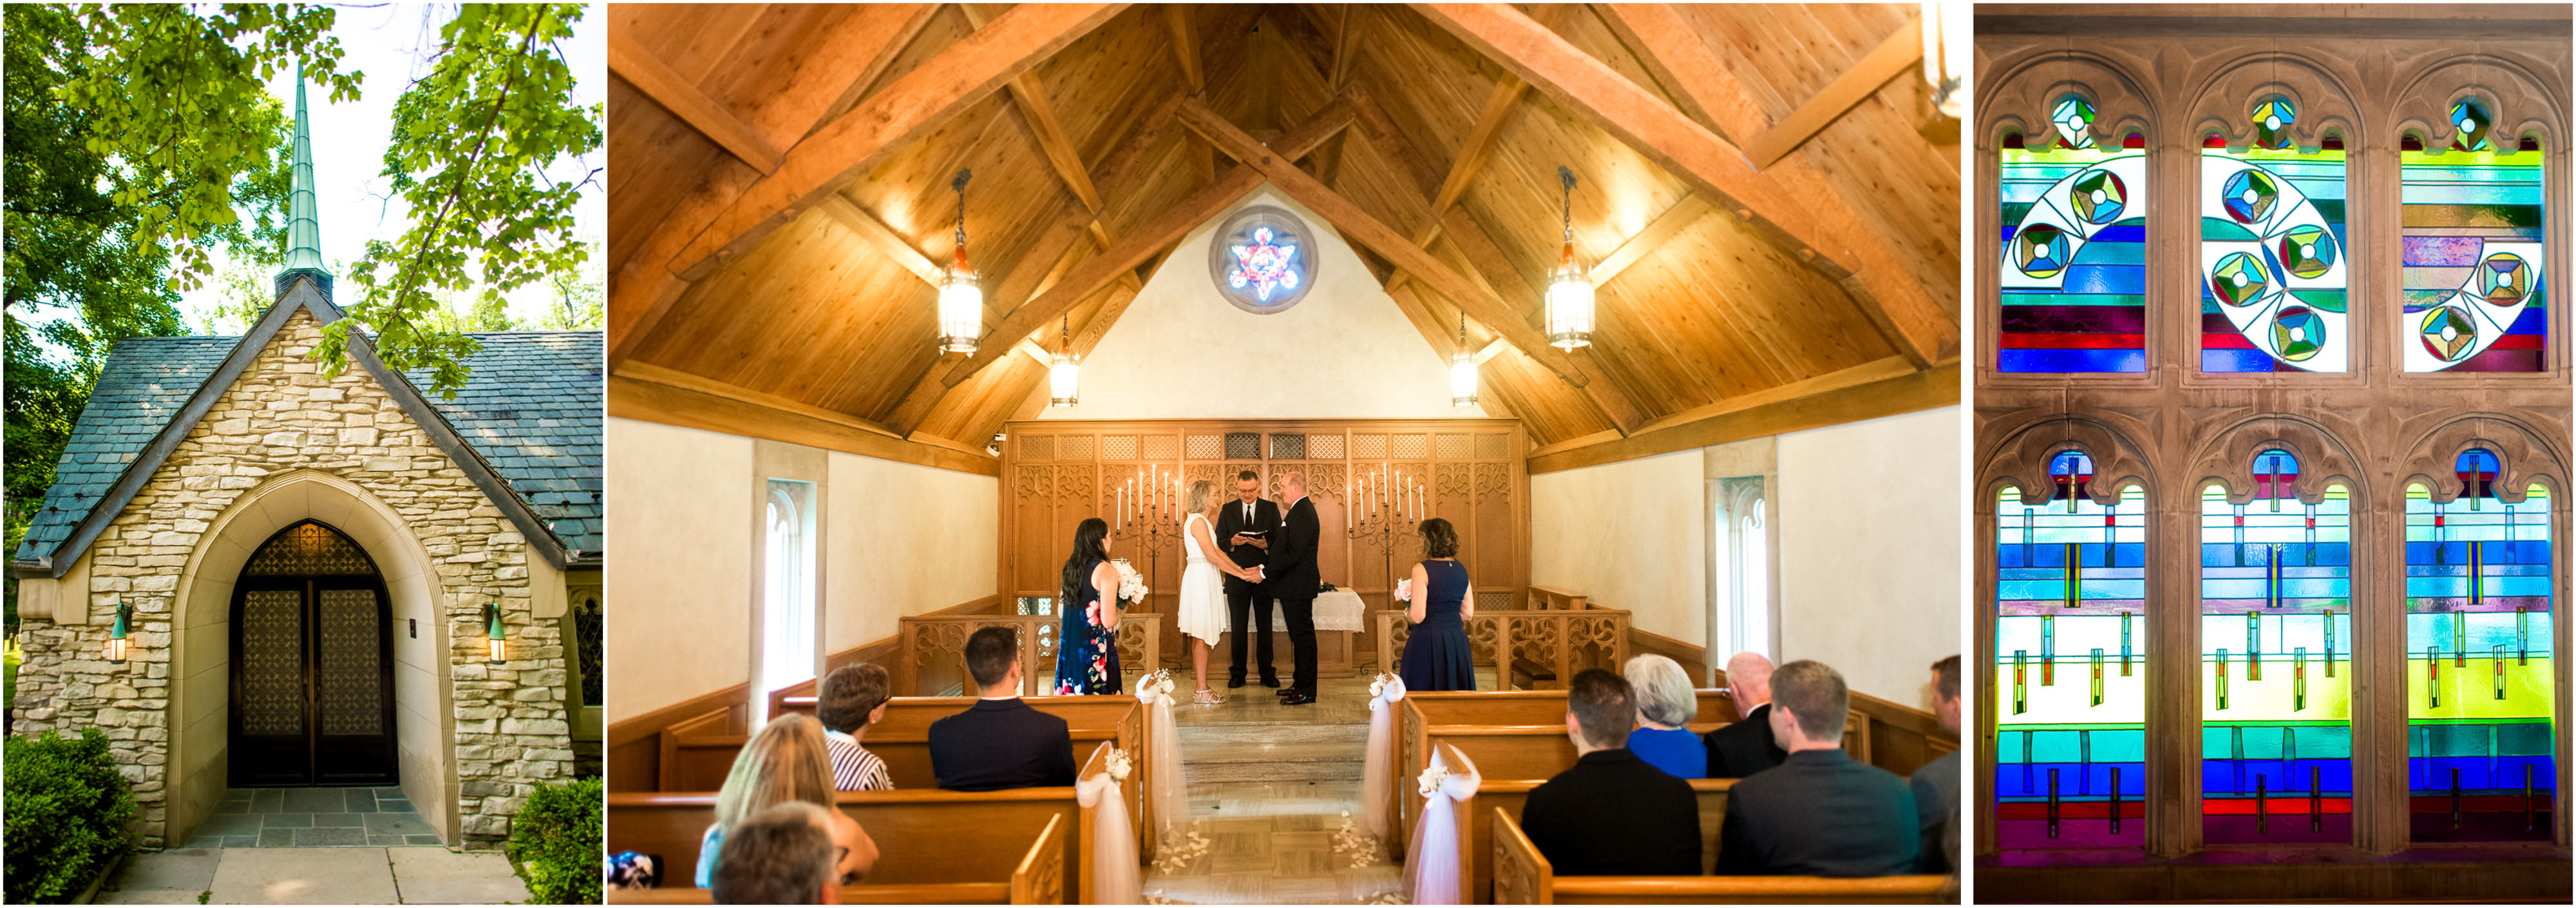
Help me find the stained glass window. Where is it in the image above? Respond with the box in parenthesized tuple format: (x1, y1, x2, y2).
(2199, 451, 2353, 844)
(2000, 97, 2150, 372)
(1995, 451, 2148, 849)
(1205, 205, 1316, 314)
(2403, 450, 2555, 841)
(2403, 100, 2546, 372)
(2202, 97, 2349, 372)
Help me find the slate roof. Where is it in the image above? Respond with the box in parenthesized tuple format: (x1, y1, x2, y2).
(12, 330, 604, 566)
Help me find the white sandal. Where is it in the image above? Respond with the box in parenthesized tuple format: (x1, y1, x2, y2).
(1193, 689, 1224, 705)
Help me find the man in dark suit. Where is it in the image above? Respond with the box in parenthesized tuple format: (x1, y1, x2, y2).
(1705, 651, 1788, 778)
(1517, 668, 1700, 876)
(1264, 469, 1323, 705)
(1213, 469, 1283, 688)
(928, 627, 1077, 791)
(1715, 659, 1920, 877)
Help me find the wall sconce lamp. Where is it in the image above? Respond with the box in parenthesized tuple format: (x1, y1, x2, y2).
(106, 601, 133, 665)
(484, 603, 507, 664)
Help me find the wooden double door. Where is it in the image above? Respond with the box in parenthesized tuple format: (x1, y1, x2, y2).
(228, 521, 398, 787)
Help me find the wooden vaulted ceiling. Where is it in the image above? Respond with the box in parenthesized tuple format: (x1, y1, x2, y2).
(605, 3, 1962, 475)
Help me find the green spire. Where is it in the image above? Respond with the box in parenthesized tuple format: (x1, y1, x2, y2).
(279, 66, 325, 278)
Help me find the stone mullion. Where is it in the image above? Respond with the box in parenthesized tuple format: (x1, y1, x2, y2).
(2143, 117, 2204, 858)
(2349, 124, 2413, 855)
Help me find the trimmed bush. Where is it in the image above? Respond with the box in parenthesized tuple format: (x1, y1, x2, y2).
(506, 776, 603, 904)
(5, 728, 137, 903)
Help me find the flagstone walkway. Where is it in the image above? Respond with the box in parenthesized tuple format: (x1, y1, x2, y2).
(98, 846, 529, 904)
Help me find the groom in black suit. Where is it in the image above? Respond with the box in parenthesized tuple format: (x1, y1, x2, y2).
(1214, 469, 1282, 688)
(1265, 469, 1324, 705)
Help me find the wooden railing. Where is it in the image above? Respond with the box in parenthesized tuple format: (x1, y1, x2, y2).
(898, 614, 1163, 697)
(1524, 585, 1589, 610)
(1374, 609, 1630, 690)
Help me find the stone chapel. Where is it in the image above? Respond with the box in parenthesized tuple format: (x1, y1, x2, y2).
(6, 77, 605, 849)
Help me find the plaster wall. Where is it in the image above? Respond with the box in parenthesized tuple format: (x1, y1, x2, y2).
(825, 450, 999, 652)
(1777, 406, 1962, 706)
(1032, 189, 1490, 421)
(603, 417, 753, 724)
(1529, 449, 1708, 644)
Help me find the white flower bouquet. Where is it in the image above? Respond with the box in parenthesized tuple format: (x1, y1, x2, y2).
(1142, 668, 1178, 700)
(1113, 559, 1150, 605)
(1105, 746, 1134, 782)
(1367, 672, 1397, 701)
(1394, 578, 1412, 602)
(1416, 763, 1450, 799)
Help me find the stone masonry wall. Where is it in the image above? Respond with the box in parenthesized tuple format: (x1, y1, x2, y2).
(13, 310, 571, 848)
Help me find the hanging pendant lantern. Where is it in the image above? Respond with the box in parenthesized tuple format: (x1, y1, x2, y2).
(1450, 314, 1479, 408)
(1920, 3, 1969, 120)
(1546, 166, 1595, 350)
(1049, 318, 1081, 408)
(106, 600, 132, 665)
(938, 169, 983, 354)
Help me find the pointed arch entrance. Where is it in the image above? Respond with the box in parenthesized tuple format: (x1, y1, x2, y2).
(229, 520, 398, 786)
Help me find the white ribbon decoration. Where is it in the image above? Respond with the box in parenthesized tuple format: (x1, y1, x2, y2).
(1401, 744, 1479, 905)
(1132, 677, 1187, 848)
(1075, 771, 1142, 905)
(1358, 674, 1408, 840)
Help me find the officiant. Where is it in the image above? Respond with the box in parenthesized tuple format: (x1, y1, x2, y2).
(1215, 469, 1282, 688)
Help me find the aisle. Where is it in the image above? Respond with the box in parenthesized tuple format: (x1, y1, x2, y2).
(1144, 674, 1396, 905)
(1141, 667, 1508, 903)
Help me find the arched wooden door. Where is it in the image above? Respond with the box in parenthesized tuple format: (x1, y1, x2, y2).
(229, 520, 397, 786)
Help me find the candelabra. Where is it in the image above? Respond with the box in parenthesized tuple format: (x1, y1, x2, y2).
(1345, 507, 1408, 609)
(1111, 514, 1182, 621)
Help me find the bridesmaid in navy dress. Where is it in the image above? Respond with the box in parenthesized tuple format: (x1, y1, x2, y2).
(1054, 518, 1122, 695)
(1399, 518, 1476, 691)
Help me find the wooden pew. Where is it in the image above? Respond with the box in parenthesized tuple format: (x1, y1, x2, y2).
(1448, 777, 1735, 903)
(659, 696, 1153, 861)
(1490, 808, 1949, 905)
(1392, 690, 1739, 846)
(607, 813, 1065, 904)
(609, 744, 1110, 902)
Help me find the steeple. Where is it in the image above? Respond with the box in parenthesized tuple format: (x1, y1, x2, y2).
(276, 66, 330, 296)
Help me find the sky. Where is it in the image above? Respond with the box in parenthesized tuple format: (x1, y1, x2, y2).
(177, 3, 607, 332)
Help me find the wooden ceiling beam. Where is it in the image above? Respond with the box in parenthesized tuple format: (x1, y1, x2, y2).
(1738, 14, 1924, 170)
(1413, 3, 1956, 367)
(607, 30, 784, 174)
(795, 5, 945, 143)
(1338, 88, 1649, 433)
(1588, 191, 1714, 285)
(815, 195, 939, 284)
(1379, 3, 1581, 297)
(610, 3, 1126, 368)
(937, 166, 1262, 386)
(1331, 5, 1364, 90)
(960, 5, 1107, 219)
(1164, 5, 1204, 92)
(1179, 96, 1654, 440)
(1589, 3, 1765, 142)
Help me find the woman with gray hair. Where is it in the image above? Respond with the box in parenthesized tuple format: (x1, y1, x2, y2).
(1622, 654, 1708, 779)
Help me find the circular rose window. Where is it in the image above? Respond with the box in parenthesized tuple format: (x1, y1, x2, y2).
(1206, 205, 1316, 314)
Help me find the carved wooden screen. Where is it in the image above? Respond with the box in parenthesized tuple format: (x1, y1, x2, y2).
(1000, 419, 1530, 668)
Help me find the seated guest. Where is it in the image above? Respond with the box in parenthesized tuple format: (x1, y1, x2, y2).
(929, 627, 1077, 791)
(1912, 656, 1962, 875)
(1703, 651, 1787, 778)
(1519, 668, 1700, 876)
(1622, 654, 1707, 779)
(701, 714, 878, 889)
(714, 801, 840, 905)
(1716, 660, 1919, 876)
(817, 662, 895, 791)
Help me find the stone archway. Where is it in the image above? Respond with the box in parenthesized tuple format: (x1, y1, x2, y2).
(166, 470, 457, 846)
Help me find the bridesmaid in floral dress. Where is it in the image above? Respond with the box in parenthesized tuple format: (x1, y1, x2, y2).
(1054, 517, 1123, 694)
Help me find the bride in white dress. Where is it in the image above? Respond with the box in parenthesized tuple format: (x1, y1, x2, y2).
(1181, 480, 1260, 704)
